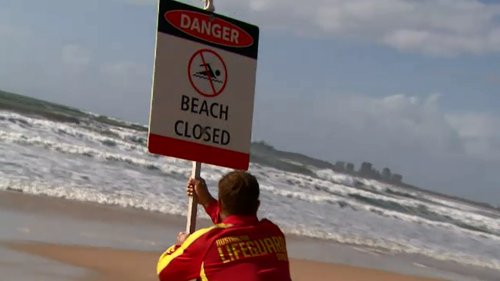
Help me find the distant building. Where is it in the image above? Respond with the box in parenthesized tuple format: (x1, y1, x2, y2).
(333, 161, 356, 174)
(345, 162, 354, 173)
(381, 168, 392, 180)
(334, 159, 403, 184)
(359, 162, 373, 176)
(371, 168, 382, 179)
(390, 173, 403, 183)
(334, 161, 346, 172)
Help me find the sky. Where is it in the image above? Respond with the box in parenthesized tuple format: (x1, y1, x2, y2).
(1, 0, 500, 205)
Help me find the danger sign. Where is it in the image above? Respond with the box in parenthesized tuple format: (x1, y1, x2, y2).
(188, 49, 227, 98)
(148, 0, 259, 170)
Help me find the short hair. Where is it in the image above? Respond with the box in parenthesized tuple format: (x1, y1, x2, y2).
(218, 171, 260, 216)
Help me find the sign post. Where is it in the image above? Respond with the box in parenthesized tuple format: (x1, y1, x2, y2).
(187, 161, 201, 233)
(147, 0, 260, 234)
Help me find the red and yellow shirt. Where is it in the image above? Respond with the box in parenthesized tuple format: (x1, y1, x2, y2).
(157, 200, 292, 281)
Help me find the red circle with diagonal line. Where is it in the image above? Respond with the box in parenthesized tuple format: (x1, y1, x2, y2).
(188, 49, 227, 98)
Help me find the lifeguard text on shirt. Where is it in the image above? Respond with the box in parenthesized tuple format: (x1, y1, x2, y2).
(147, 0, 260, 170)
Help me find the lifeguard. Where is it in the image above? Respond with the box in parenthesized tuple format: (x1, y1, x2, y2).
(157, 171, 292, 281)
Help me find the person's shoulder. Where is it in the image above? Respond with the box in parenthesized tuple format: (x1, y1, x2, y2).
(259, 217, 279, 226)
(189, 222, 234, 241)
(259, 218, 285, 233)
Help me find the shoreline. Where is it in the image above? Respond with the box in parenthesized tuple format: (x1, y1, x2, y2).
(0, 190, 493, 281)
(0, 189, 381, 247)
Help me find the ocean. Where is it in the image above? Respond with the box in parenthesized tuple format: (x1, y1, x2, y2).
(0, 90, 499, 279)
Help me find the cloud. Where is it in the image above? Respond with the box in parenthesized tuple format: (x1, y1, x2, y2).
(0, 10, 152, 121)
(447, 112, 500, 161)
(253, 92, 500, 204)
(126, 0, 157, 5)
(486, 74, 500, 83)
(61, 44, 91, 69)
(0, 11, 31, 61)
(61, 44, 92, 76)
(130, 0, 500, 56)
(100, 61, 150, 89)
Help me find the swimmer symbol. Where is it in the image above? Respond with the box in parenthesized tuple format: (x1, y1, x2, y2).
(188, 49, 227, 98)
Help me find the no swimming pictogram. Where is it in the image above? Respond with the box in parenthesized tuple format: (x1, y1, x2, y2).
(188, 49, 227, 98)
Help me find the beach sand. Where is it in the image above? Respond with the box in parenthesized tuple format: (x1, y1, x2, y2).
(0, 191, 465, 281)
(3, 242, 448, 281)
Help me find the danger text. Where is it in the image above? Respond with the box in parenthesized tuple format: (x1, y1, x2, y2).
(180, 14, 239, 45)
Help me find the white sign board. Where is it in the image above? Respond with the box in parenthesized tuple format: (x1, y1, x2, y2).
(148, 0, 259, 170)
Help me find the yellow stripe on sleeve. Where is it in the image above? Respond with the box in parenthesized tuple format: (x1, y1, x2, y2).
(157, 223, 232, 275)
(200, 262, 209, 281)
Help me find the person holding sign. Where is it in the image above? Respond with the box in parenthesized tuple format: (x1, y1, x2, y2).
(157, 171, 292, 281)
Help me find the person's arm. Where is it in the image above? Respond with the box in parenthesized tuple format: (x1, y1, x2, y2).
(203, 198, 222, 224)
(157, 229, 210, 281)
(187, 177, 221, 224)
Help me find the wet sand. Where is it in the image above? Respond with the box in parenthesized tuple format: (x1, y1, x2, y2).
(3, 241, 450, 281)
(0, 190, 482, 281)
